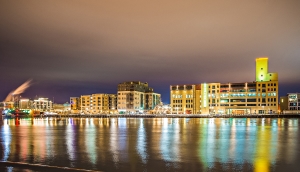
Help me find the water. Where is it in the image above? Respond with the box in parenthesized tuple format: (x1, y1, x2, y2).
(0, 117, 299, 172)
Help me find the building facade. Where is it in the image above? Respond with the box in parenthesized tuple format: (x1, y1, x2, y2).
(145, 92, 161, 110)
(280, 93, 300, 114)
(19, 98, 34, 109)
(170, 57, 279, 114)
(70, 97, 81, 113)
(33, 98, 53, 111)
(53, 102, 71, 114)
(117, 81, 161, 114)
(80, 94, 117, 114)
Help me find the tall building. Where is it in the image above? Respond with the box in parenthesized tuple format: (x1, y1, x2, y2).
(80, 94, 117, 114)
(170, 57, 278, 114)
(117, 81, 161, 114)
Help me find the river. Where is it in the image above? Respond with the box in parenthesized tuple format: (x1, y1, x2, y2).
(0, 117, 299, 172)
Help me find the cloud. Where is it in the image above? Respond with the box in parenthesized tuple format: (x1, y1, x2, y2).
(0, 0, 299, 102)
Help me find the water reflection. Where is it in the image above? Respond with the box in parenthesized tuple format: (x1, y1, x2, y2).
(66, 118, 76, 166)
(1, 124, 11, 161)
(137, 118, 147, 164)
(0, 118, 299, 171)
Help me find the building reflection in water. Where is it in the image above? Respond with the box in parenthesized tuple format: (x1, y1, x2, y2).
(66, 118, 76, 166)
(137, 118, 147, 164)
(160, 118, 181, 163)
(0, 118, 299, 171)
(1, 120, 11, 161)
(85, 118, 97, 166)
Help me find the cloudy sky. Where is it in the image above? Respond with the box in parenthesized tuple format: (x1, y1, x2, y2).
(1, 0, 300, 103)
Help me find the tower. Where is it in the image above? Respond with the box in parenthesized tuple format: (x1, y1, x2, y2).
(256, 57, 278, 82)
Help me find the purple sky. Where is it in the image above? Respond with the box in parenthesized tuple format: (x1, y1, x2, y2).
(1, 0, 300, 103)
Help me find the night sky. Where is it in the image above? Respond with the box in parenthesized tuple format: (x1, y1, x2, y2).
(1, 0, 300, 104)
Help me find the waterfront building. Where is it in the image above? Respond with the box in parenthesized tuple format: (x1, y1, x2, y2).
(280, 93, 300, 114)
(53, 102, 71, 114)
(145, 92, 161, 111)
(0, 101, 15, 109)
(32, 98, 53, 111)
(170, 57, 278, 114)
(150, 102, 172, 114)
(0, 102, 5, 114)
(70, 97, 81, 113)
(19, 98, 34, 109)
(80, 94, 117, 114)
(108, 94, 118, 113)
(117, 81, 161, 114)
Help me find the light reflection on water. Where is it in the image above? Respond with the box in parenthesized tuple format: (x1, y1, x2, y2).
(0, 118, 299, 172)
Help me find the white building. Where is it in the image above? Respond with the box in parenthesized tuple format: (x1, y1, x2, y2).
(33, 98, 53, 111)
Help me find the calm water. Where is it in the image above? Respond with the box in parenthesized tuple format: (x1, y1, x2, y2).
(0, 117, 299, 172)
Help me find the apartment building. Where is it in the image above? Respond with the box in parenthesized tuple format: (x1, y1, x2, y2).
(145, 92, 161, 110)
(33, 98, 53, 111)
(280, 93, 300, 113)
(19, 98, 34, 109)
(80, 94, 117, 114)
(70, 97, 81, 111)
(170, 57, 278, 114)
(117, 81, 161, 114)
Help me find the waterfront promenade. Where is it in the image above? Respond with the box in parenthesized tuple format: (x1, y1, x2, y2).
(4, 113, 299, 118)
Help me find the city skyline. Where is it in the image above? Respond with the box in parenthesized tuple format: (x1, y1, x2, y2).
(1, 0, 300, 103)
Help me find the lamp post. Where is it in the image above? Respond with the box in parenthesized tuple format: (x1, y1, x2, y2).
(262, 106, 264, 114)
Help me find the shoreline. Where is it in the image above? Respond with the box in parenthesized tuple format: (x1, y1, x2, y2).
(3, 114, 300, 118)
